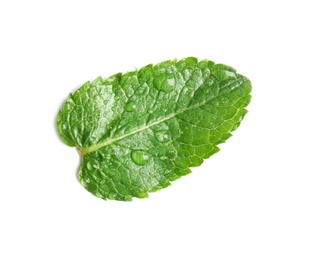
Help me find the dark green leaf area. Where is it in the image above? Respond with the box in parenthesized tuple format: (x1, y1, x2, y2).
(57, 57, 252, 200)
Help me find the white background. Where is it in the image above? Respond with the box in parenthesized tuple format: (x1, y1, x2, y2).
(1, 0, 309, 259)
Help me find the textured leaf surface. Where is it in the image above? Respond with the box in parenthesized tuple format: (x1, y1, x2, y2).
(57, 58, 252, 201)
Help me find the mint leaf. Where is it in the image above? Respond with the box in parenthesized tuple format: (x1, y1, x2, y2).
(57, 58, 252, 201)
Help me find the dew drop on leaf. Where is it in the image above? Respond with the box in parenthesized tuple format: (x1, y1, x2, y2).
(164, 169, 170, 175)
(160, 155, 167, 161)
(131, 150, 151, 166)
(155, 130, 170, 143)
(153, 77, 175, 93)
(161, 78, 175, 93)
(87, 161, 94, 170)
(124, 101, 137, 112)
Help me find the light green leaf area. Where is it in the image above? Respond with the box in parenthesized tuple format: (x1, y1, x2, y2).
(57, 58, 252, 201)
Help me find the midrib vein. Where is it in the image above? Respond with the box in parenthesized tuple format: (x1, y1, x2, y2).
(80, 101, 208, 155)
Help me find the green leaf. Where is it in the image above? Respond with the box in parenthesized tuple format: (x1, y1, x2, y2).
(57, 57, 252, 201)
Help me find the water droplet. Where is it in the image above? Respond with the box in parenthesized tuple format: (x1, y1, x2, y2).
(131, 150, 151, 166)
(86, 161, 94, 170)
(108, 193, 116, 199)
(86, 160, 99, 170)
(164, 169, 170, 175)
(160, 155, 167, 161)
(155, 130, 170, 143)
(124, 101, 137, 112)
(161, 78, 175, 93)
(224, 70, 236, 79)
(153, 77, 175, 93)
(103, 100, 108, 105)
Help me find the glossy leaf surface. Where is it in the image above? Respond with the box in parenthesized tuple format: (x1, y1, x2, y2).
(57, 58, 252, 200)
